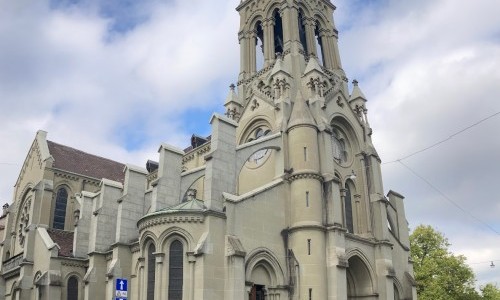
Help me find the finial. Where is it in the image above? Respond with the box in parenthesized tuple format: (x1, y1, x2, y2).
(352, 79, 359, 86)
(229, 83, 235, 91)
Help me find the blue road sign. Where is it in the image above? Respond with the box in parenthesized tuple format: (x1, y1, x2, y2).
(116, 298, 126, 300)
(116, 278, 128, 291)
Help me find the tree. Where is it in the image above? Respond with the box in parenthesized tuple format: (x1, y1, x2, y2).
(410, 225, 480, 300)
(481, 283, 500, 300)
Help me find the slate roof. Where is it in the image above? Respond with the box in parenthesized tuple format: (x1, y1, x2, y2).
(47, 228, 74, 257)
(47, 140, 125, 183)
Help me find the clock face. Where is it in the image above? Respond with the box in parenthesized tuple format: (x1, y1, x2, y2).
(246, 127, 271, 167)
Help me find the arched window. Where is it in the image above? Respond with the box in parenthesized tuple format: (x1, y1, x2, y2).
(147, 243, 156, 300)
(345, 182, 354, 233)
(168, 240, 184, 300)
(53, 188, 68, 229)
(314, 24, 325, 66)
(298, 11, 308, 54)
(273, 9, 284, 55)
(255, 21, 265, 71)
(67, 276, 78, 300)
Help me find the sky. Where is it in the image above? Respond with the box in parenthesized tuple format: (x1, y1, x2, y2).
(1, 0, 499, 288)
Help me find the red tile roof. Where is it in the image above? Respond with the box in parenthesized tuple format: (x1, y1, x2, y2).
(47, 140, 125, 183)
(47, 228, 74, 257)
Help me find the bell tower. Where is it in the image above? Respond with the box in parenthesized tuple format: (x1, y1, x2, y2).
(225, 1, 416, 300)
(231, 0, 349, 128)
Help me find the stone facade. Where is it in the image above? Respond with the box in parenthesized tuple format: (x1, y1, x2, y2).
(0, 0, 417, 299)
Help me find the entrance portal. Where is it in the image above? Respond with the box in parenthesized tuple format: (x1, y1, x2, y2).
(250, 284, 266, 300)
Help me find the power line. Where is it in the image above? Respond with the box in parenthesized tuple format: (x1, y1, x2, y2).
(397, 160, 500, 236)
(469, 259, 500, 265)
(384, 111, 500, 165)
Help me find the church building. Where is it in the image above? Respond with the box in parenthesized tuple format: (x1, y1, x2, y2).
(0, 0, 417, 299)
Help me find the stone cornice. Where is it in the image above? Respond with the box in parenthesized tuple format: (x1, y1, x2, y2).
(59, 257, 88, 268)
(138, 213, 205, 232)
(287, 171, 323, 182)
(52, 168, 101, 186)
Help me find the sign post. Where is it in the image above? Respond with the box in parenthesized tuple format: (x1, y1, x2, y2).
(115, 278, 128, 300)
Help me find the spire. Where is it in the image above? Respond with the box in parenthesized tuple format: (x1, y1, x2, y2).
(287, 91, 316, 130)
(224, 84, 242, 121)
(349, 79, 367, 102)
(224, 83, 239, 106)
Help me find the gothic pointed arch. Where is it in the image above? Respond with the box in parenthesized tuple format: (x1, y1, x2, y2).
(158, 227, 194, 251)
(65, 273, 82, 300)
(393, 277, 403, 300)
(345, 250, 376, 298)
(344, 179, 356, 233)
(245, 248, 285, 287)
(146, 242, 156, 300)
(53, 185, 71, 229)
(168, 239, 184, 300)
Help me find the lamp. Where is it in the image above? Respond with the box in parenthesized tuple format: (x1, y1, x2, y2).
(491, 261, 495, 268)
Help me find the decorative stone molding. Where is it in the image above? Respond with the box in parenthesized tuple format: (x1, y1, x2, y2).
(337, 256, 349, 269)
(138, 215, 204, 231)
(196, 144, 211, 156)
(287, 172, 323, 182)
(146, 170, 158, 182)
(130, 242, 140, 253)
(2, 253, 24, 273)
(105, 252, 113, 261)
(53, 171, 80, 182)
(61, 259, 88, 268)
(226, 235, 246, 257)
(237, 63, 275, 86)
(182, 153, 195, 164)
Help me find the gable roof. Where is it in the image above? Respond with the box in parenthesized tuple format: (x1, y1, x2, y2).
(47, 140, 125, 183)
(47, 228, 74, 257)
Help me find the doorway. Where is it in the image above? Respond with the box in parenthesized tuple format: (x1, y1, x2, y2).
(250, 284, 266, 300)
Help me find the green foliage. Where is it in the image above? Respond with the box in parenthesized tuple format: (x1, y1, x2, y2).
(481, 283, 500, 300)
(410, 225, 480, 300)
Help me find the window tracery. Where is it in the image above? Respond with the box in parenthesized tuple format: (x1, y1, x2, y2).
(53, 187, 68, 230)
(17, 197, 31, 246)
(332, 128, 350, 165)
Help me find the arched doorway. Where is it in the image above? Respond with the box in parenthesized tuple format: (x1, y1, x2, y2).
(346, 255, 375, 299)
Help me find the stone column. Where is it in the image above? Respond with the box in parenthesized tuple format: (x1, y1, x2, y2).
(187, 253, 196, 300)
(263, 19, 275, 66)
(239, 31, 248, 78)
(154, 252, 164, 300)
(318, 31, 333, 69)
(304, 20, 317, 57)
(248, 31, 257, 74)
(281, 4, 300, 49)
